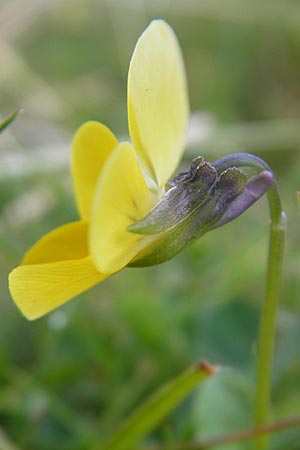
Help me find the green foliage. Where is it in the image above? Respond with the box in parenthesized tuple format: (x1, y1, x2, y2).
(1, 1, 300, 449)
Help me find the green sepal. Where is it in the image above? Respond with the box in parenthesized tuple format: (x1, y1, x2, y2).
(130, 167, 247, 267)
(129, 160, 217, 235)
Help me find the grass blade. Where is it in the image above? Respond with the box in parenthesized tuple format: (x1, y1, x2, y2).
(0, 108, 23, 134)
(99, 362, 217, 450)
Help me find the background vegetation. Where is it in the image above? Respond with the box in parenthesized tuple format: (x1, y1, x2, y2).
(0, 1, 299, 449)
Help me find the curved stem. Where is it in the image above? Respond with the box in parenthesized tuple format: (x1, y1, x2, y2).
(214, 153, 286, 450)
(214, 152, 282, 223)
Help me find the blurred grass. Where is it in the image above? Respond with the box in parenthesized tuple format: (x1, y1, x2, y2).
(1, 0, 300, 449)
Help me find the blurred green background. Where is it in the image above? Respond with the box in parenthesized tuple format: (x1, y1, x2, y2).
(1, 1, 300, 449)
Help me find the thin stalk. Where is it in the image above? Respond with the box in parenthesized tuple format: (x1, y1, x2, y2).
(255, 208, 285, 449)
(214, 153, 286, 450)
(143, 415, 300, 450)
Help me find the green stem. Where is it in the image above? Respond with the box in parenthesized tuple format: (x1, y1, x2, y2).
(214, 153, 286, 450)
(255, 197, 285, 449)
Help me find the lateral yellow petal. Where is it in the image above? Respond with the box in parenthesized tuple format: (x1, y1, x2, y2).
(90, 142, 158, 274)
(9, 221, 107, 320)
(22, 221, 89, 264)
(128, 20, 189, 189)
(71, 121, 118, 219)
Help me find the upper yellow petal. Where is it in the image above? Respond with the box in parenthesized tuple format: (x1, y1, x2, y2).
(128, 20, 189, 189)
(9, 221, 107, 320)
(89, 142, 159, 274)
(71, 121, 118, 219)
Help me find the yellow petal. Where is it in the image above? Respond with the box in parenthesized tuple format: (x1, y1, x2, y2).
(71, 121, 118, 219)
(128, 20, 189, 189)
(22, 221, 89, 264)
(9, 221, 107, 320)
(90, 142, 158, 274)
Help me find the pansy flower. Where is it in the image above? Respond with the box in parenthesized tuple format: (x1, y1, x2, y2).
(9, 20, 273, 320)
(8, 20, 189, 319)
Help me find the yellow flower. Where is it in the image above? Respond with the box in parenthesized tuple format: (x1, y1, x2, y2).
(8, 20, 189, 320)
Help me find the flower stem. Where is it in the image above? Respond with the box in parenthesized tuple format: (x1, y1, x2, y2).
(255, 195, 286, 449)
(214, 153, 286, 449)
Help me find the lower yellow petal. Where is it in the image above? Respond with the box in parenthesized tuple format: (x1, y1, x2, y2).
(90, 142, 159, 274)
(9, 221, 107, 320)
(71, 121, 118, 219)
(9, 258, 106, 320)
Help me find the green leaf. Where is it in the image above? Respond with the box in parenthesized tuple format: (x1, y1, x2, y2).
(99, 362, 217, 450)
(192, 370, 252, 450)
(0, 108, 23, 134)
